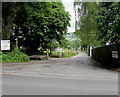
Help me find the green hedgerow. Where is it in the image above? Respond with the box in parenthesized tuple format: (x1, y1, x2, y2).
(2, 48, 30, 62)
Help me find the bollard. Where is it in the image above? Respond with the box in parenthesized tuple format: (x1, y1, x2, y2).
(46, 53, 49, 60)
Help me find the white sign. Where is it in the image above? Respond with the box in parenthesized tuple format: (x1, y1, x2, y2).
(1, 40, 10, 50)
(112, 51, 118, 58)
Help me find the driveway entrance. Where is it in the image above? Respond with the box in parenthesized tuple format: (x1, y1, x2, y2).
(2, 52, 118, 79)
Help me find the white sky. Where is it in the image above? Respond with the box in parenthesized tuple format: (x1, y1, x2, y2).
(62, 0, 75, 33)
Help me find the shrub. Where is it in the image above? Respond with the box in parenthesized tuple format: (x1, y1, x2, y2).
(2, 48, 30, 62)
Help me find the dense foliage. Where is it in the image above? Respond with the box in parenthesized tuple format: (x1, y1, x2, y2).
(74, 2, 101, 48)
(2, 2, 70, 55)
(74, 2, 120, 48)
(2, 48, 30, 62)
(95, 2, 120, 44)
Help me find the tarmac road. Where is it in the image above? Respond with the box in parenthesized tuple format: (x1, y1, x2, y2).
(2, 52, 118, 79)
(2, 52, 118, 95)
(2, 73, 118, 95)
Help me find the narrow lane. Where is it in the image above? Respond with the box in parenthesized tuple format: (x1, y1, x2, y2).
(2, 52, 118, 79)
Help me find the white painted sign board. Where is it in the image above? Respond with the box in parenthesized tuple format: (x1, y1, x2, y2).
(112, 51, 118, 58)
(90, 46, 92, 56)
(1, 40, 10, 50)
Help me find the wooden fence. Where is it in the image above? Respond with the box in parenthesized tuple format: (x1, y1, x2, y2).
(92, 44, 120, 68)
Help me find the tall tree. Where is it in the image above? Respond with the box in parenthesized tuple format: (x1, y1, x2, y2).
(74, 2, 101, 48)
(95, 2, 120, 44)
(2, 2, 71, 54)
(2, 2, 18, 39)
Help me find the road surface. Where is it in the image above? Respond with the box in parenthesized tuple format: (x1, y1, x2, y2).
(2, 52, 118, 95)
(2, 74, 118, 95)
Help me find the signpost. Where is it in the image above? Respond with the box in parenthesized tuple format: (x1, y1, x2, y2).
(1, 40, 10, 50)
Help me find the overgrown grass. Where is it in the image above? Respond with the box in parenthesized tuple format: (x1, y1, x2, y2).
(80, 49, 87, 53)
(51, 50, 78, 58)
(1, 48, 30, 62)
(63, 52, 78, 58)
(51, 51, 62, 55)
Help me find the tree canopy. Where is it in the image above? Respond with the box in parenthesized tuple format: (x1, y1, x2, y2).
(2, 2, 71, 54)
(74, 2, 120, 48)
(74, 2, 101, 48)
(95, 2, 120, 44)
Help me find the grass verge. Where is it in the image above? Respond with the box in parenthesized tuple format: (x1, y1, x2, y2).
(63, 52, 78, 58)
